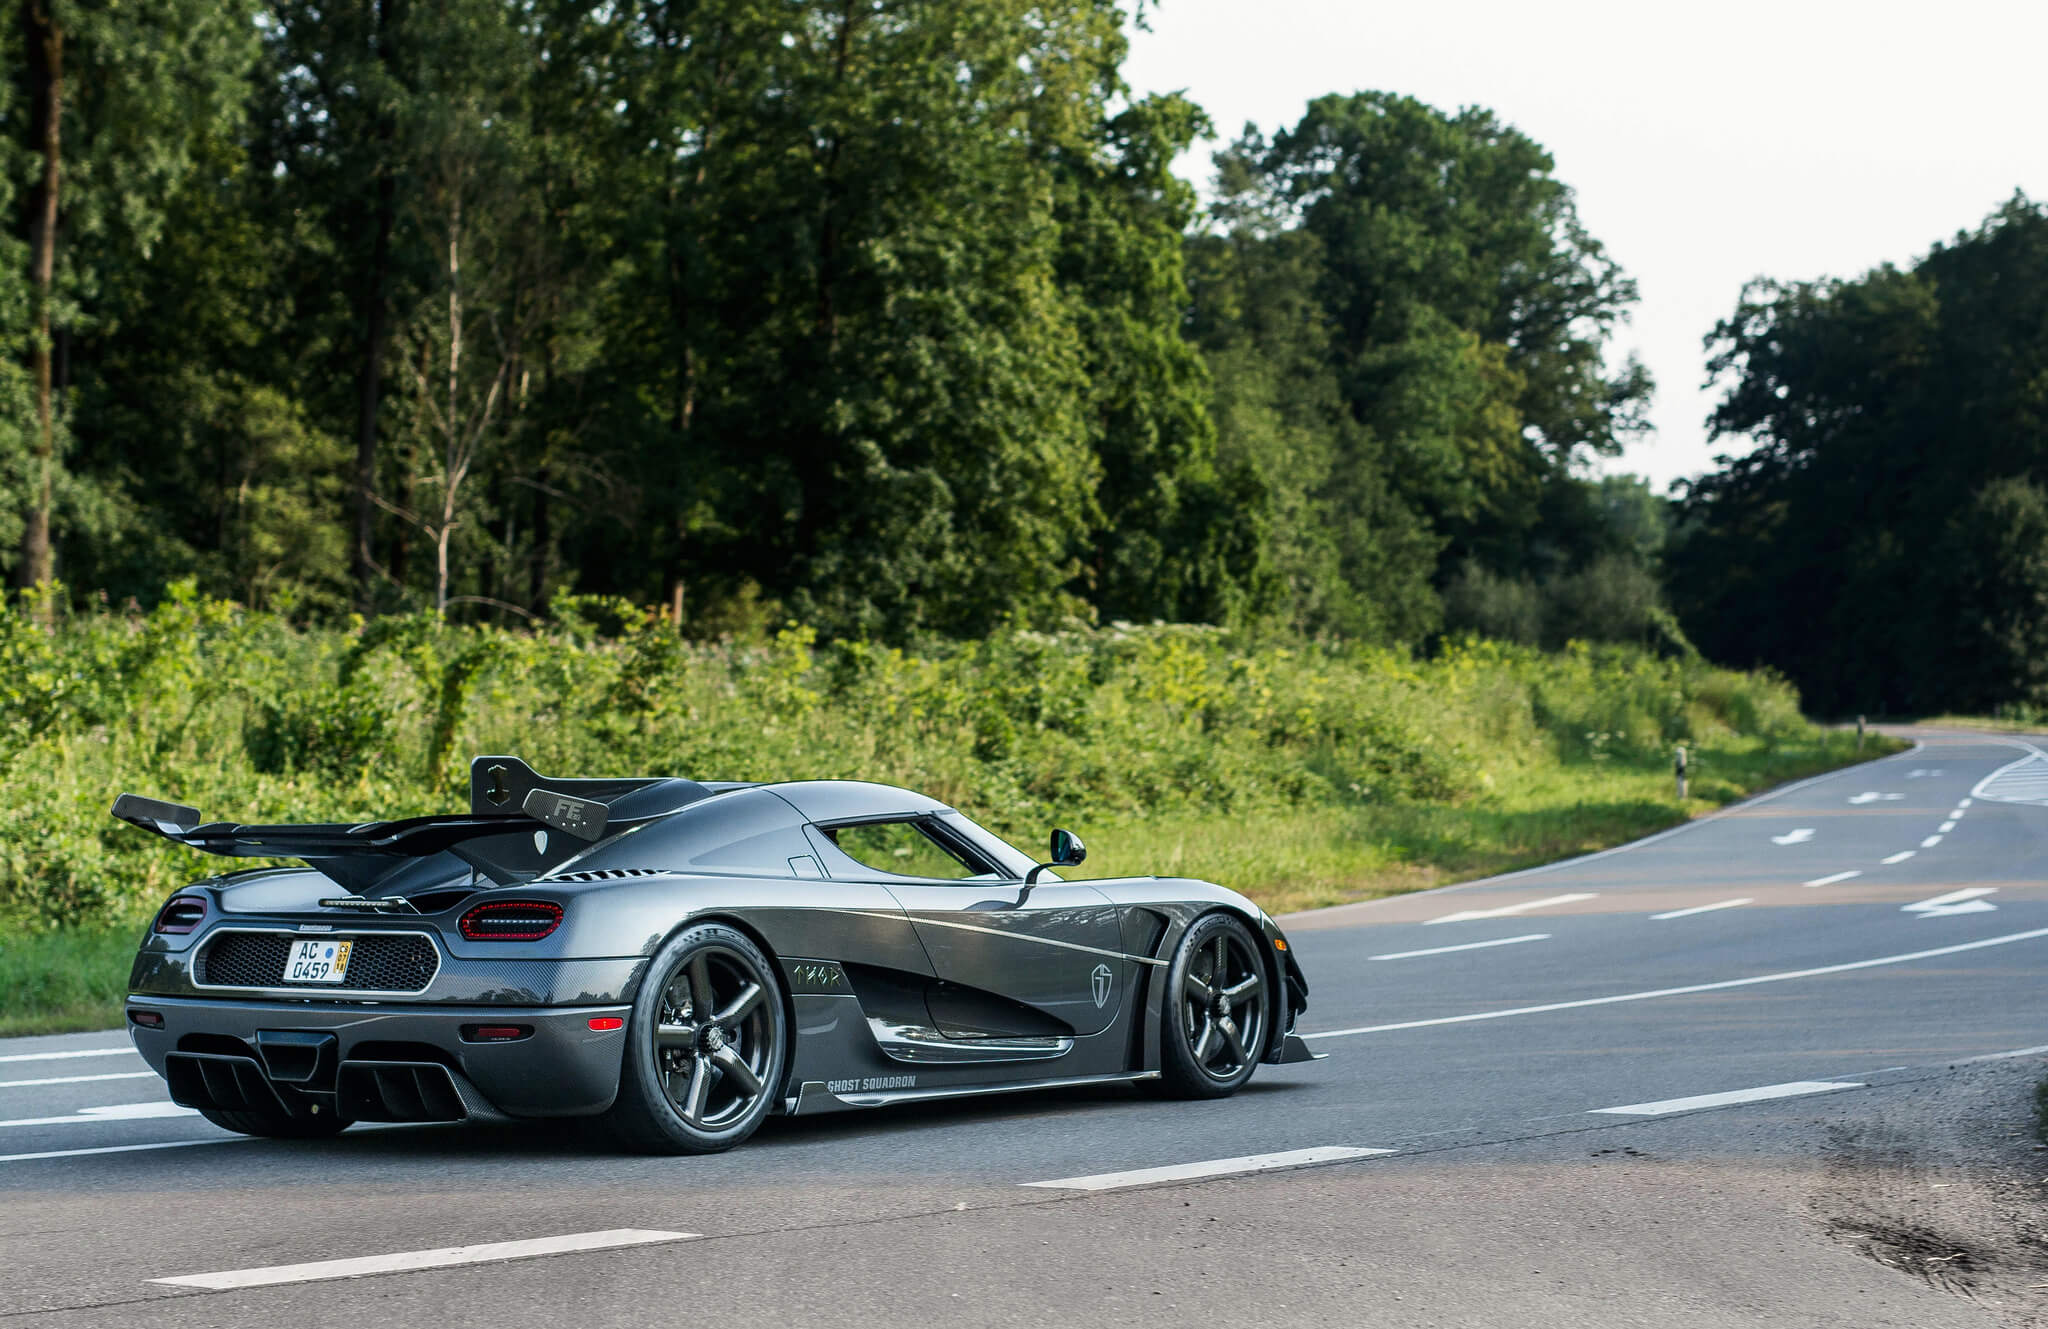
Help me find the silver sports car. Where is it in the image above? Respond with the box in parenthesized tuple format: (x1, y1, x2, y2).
(118, 756, 1318, 1152)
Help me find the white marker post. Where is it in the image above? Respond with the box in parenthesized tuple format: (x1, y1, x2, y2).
(1675, 745, 1688, 801)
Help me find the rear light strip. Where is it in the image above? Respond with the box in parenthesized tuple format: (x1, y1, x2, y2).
(153, 895, 208, 935)
(458, 899, 564, 941)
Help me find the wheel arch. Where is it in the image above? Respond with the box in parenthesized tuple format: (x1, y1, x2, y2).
(647, 910, 804, 1107)
(1140, 903, 1286, 1072)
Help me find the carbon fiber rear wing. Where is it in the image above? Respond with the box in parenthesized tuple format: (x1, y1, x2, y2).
(111, 781, 611, 895)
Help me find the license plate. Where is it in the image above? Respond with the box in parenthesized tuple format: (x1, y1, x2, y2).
(285, 938, 353, 984)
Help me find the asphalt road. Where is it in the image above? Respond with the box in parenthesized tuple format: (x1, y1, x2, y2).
(6, 727, 2048, 1326)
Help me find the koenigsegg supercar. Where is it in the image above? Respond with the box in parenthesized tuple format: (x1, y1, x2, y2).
(118, 756, 1318, 1153)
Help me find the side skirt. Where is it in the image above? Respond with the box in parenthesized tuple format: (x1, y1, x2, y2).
(784, 1070, 1160, 1116)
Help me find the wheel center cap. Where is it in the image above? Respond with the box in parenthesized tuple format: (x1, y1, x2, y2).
(1212, 994, 1230, 1018)
(702, 1026, 727, 1053)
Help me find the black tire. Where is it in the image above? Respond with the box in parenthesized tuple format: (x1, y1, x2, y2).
(198, 1106, 351, 1139)
(599, 922, 788, 1154)
(1156, 912, 1270, 1100)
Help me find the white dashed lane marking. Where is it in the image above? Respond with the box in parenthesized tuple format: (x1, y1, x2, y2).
(1881, 850, 1915, 864)
(0, 1047, 137, 1065)
(1424, 893, 1596, 926)
(1650, 898, 1751, 921)
(152, 1230, 700, 1290)
(0, 1102, 194, 1130)
(0, 1071, 157, 1089)
(1369, 934, 1549, 961)
(1591, 1080, 1864, 1116)
(1023, 1147, 1394, 1192)
(1804, 870, 1861, 887)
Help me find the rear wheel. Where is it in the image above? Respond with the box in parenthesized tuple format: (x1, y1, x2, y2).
(600, 922, 787, 1154)
(1157, 912, 1269, 1099)
(198, 1107, 351, 1139)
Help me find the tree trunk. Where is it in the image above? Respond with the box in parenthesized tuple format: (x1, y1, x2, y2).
(16, 0, 63, 596)
(351, 0, 404, 611)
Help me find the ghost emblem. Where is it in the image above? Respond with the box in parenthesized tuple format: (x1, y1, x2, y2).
(1091, 963, 1113, 1009)
(533, 829, 549, 854)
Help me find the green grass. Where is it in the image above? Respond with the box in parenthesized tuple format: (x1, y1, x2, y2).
(0, 927, 141, 1037)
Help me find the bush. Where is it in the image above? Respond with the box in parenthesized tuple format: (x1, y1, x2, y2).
(0, 589, 1837, 929)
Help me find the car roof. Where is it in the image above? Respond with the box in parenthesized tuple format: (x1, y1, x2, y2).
(760, 780, 950, 823)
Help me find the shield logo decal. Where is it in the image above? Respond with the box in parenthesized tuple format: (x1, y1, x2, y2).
(533, 829, 549, 854)
(1090, 963, 1113, 1009)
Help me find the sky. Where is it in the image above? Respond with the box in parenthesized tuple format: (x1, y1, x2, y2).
(1122, 0, 2048, 491)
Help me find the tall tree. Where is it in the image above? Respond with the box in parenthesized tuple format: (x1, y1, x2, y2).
(1248, 94, 1651, 575)
(1674, 195, 2048, 713)
(2, 0, 254, 591)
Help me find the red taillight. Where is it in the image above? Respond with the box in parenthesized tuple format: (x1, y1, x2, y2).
(461, 1024, 532, 1043)
(588, 1016, 625, 1032)
(458, 899, 564, 941)
(152, 895, 207, 935)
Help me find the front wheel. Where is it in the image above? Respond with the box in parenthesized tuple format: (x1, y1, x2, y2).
(599, 922, 788, 1154)
(1156, 912, 1270, 1099)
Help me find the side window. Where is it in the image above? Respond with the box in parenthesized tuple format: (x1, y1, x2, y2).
(822, 819, 995, 881)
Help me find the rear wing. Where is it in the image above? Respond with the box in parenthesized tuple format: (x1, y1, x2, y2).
(114, 755, 724, 894)
(110, 783, 614, 895)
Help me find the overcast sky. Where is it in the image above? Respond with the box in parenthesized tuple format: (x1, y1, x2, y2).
(1122, 0, 2048, 490)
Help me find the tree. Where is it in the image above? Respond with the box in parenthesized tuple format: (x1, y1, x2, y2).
(1248, 94, 1652, 574)
(1674, 195, 2048, 713)
(2, 0, 255, 592)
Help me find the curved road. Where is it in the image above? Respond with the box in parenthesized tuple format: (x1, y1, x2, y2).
(6, 728, 2048, 1326)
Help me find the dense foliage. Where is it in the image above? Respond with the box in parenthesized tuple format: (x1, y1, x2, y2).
(1673, 196, 2048, 715)
(1, 3, 1669, 646)
(0, 589, 1852, 929)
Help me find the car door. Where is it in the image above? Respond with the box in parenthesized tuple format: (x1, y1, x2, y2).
(804, 815, 1128, 1036)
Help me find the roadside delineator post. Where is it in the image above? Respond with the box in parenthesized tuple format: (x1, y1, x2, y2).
(1857, 715, 1865, 751)
(1675, 745, 1688, 801)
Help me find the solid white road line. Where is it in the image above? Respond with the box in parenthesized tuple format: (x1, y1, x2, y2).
(1921, 835, 1944, 848)
(1423, 893, 1596, 926)
(1369, 934, 1549, 961)
(0, 1138, 237, 1164)
(1022, 1146, 1394, 1192)
(0, 1102, 195, 1129)
(1939, 821, 1957, 832)
(1804, 870, 1862, 888)
(1650, 898, 1752, 921)
(1881, 850, 1916, 864)
(1300, 926, 2048, 1040)
(152, 1230, 701, 1290)
(1591, 1080, 1863, 1116)
(0, 1047, 136, 1065)
(0, 1071, 157, 1089)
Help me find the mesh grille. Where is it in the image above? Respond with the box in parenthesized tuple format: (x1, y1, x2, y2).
(197, 931, 439, 993)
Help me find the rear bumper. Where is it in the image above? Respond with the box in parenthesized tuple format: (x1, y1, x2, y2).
(125, 994, 629, 1121)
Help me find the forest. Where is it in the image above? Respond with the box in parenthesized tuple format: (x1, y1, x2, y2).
(2, 1, 2044, 707)
(0, 0, 1674, 646)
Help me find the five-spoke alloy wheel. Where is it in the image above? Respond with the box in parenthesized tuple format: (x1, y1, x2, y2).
(603, 922, 787, 1153)
(1158, 912, 1269, 1098)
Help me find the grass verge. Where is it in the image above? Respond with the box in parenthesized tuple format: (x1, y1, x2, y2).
(0, 927, 141, 1038)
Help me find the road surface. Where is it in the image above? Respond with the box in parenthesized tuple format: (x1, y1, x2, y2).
(5, 727, 2047, 1325)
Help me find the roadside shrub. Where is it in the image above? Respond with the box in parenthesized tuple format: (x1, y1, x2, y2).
(0, 589, 1831, 929)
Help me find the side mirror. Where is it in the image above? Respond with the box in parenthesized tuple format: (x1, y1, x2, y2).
(1025, 828, 1086, 886)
